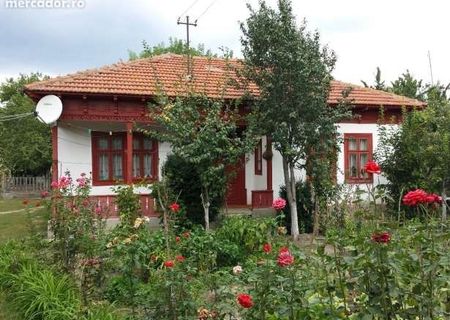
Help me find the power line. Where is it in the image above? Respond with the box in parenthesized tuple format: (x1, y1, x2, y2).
(178, 0, 201, 19)
(0, 112, 35, 122)
(195, 0, 220, 22)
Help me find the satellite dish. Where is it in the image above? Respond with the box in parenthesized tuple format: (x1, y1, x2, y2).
(35, 95, 63, 124)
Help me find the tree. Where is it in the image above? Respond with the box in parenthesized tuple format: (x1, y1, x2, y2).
(128, 37, 233, 60)
(0, 73, 51, 175)
(146, 92, 255, 230)
(376, 86, 450, 219)
(241, 0, 349, 239)
(390, 70, 426, 101)
(361, 67, 386, 91)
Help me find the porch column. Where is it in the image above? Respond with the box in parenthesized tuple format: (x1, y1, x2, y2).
(51, 126, 58, 182)
(266, 136, 273, 191)
(125, 122, 133, 184)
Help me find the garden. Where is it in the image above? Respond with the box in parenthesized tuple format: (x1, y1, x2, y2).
(0, 160, 449, 319)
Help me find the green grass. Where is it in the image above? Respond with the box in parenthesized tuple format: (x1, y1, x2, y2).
(0, 293, 21, 320)
(0, 199, 49, 243)
(0, 199, 30, 213)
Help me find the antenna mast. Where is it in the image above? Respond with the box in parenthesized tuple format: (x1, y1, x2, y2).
(428, 50, 434, 86)
(177, 15, 197, 78)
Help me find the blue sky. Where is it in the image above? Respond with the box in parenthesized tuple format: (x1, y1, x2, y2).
(1, 0, 449, 86)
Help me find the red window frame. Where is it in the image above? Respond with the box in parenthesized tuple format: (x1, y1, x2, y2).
(344, 133, 373, 184)
(255, 138, 263, 175)
(92, 132, 158, 186)
(132, 133, 158, 182)
(91, 132, 126, 186)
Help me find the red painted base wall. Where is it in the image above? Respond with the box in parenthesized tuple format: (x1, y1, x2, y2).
(91, 194, 157, 217)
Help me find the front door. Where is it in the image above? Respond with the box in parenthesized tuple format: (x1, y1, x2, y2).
(226, 156, 247, 206)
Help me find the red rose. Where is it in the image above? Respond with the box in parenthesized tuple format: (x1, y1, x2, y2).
(237, 293, 253, 308)
(182, 231, 190, 238)
(277, 249, 294, 267)
(403, 189, 429, 206)
(176, 255, 185, 262)
(164, 260, 174, 268)
(40, 191, 49, 198)
(371, 231, 391, 243)
(175, 236, 181, 243)
(279, 246, 289, 253)
(364, 161, 381, 174)
(425, 193, 442, 204)
(169, 203, 180, 213)
(263, 243, 272, 253)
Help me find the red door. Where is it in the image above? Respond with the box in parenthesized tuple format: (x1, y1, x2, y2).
(226, 157, 247, 206)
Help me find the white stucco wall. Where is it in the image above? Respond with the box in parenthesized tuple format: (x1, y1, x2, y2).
(271, 123, 397, 198)
(57, 125, 170, 196)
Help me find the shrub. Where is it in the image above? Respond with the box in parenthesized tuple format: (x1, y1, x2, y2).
(162, 154, 224, 227)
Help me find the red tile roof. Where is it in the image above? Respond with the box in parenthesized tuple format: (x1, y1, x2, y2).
(25, 53, 425, 107)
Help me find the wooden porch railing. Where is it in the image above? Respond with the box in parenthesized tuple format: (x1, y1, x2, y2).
(251, 190, 273, 209)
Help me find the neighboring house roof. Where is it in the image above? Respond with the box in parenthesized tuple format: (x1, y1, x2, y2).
(25, 53, 425, 107)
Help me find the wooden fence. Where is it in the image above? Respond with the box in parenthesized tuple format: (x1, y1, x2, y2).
(1, 174, 50, 195)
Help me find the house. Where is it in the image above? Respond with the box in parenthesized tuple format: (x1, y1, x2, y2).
(24, 53, 425, 217)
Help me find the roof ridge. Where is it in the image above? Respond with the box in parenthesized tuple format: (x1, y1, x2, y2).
(332, 80, 425, 105)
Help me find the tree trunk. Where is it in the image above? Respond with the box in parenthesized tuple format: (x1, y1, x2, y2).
(310, 183, 320, 245)
(201, 189, 210, 231)
(282, 157, 300, 240)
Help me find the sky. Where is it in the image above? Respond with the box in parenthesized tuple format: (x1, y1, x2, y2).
(0, 0, 449, 87)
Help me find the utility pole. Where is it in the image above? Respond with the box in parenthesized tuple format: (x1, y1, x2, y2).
(177, 15, 197, 78)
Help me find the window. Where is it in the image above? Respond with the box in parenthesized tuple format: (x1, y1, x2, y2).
(92, 133, 125, 184)
(255, 138, 263, 175)
(344, 133, 373, 183)
(92, 132, 158, 185)
(132, 133, 158, 180)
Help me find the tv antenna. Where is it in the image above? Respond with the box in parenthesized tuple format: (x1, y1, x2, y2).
(177, 15, 197, 78)
(428, 50, 434, 86)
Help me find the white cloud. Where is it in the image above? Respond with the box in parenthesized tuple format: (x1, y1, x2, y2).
(1, 0, 449, 86)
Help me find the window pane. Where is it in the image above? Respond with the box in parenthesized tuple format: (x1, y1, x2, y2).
(360, 139, 368, 151)
(133, 154, 140, 178)
(112, 154, 123, 179)
(143, 138, 153, 150)
(133, 138, 140, 150)
(349, 153, 357, 177)
(348, 138, 357, 151)
(98, 137, 108, 150)
(112, 137, 122, 150)
(360, 154, 368, 178)
(144, 154, 152, 177)
(99, 154, 109, 180)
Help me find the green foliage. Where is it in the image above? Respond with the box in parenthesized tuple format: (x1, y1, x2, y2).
(376, 101, 450, 212)
(50, 173, 107, 271)
(0, 242, 123, 320)
(147, 92, 256, 229)
(391, 70, 426, 101)
(241, 0, 350, 237)
(162, 154, 222, 227)
(0, 73, 51, 175)
(216, 215, 277, 255)
(128, 37, 232, 60)
(114, 184, 142, 228)
(361, 66, 386, 91)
